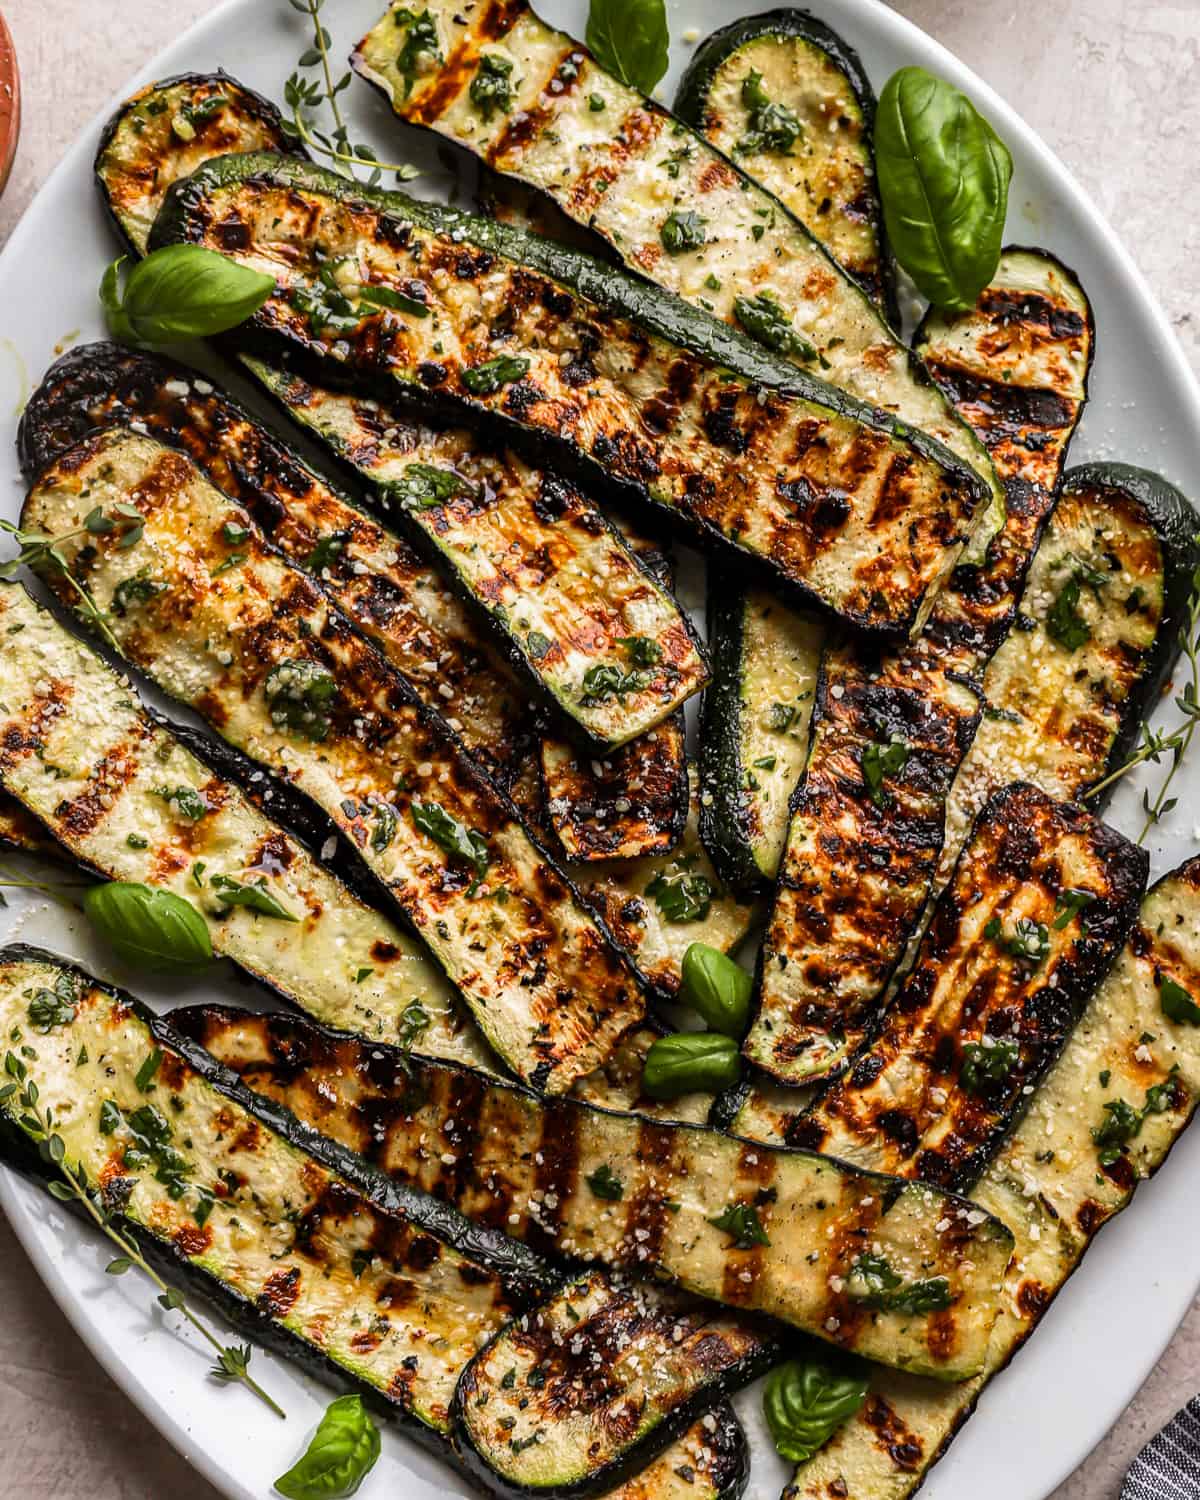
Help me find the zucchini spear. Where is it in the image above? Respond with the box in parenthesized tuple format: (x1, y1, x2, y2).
(171, 1000, 1017, 1381)
(150, 150, 986, 639)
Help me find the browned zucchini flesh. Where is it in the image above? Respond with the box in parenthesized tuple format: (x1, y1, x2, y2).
(22, 427, 645, 1095)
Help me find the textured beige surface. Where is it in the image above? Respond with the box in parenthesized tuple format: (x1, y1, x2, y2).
(0, 1, 1196, 1497)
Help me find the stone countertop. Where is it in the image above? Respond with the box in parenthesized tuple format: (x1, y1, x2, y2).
(0, 1, 1196, 1497)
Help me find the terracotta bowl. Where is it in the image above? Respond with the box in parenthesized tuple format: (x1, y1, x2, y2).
(0, 13, 19, 199)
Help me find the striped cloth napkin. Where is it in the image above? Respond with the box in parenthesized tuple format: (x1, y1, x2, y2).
(1124, 1397, 1200, 1498)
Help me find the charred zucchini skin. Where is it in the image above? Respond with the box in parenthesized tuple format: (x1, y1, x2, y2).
(674, 8, 899, 326)
(1063, 462, 1200, 779)
(698, 584, 763, 895)
(749, 249, 1094, 1084)
(93, 80, 704, 759)
(150, 151, 988, 639)
(450, 1271, 781, 1500)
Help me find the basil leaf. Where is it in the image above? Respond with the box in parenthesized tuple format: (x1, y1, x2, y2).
(846, 1251, 952, 1312)
(874, 66, 1012, 311)
(210, 874, 300, 923)
(100, 245, 276, 343)
(680, 942, 752, 1038)
(274, 1394, 381, 1500)
(83, 882, 214, 973)
(763, 1352, 869, 1464)
(641, 1032, 740, 1099)
(585, 0, 669, 95)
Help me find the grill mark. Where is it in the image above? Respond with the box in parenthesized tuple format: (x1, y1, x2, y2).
(523, 1097, 579, 1256)
(55, 730, 149, 839)
(977, 287, 1086, 340)
(620, 1120, 676, 1271)
(0, 677, 72, 769)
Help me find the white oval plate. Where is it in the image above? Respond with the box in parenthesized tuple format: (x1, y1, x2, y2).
(0, 1, 1197, 1497)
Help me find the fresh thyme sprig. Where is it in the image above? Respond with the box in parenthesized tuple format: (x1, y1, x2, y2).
(1, 1048, 286, 1419)
(1086, 539, 1200, 843)
(282, 0, 418, 185)
(0, 503, 144, 656)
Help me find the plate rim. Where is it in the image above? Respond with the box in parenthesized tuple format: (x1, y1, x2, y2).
(0, 0, 1197, 1497)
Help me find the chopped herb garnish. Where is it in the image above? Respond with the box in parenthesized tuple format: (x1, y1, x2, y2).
(646, 870, 715, 923)
(708, 1201, 770, 1248)
(209, 874, 299, 922)
(1053, 888, 1095, 930)
(615, 635, 662, 667)
(736, 69, 803, 155)
(394, 462, 473, 509)
(960, 1037, 1020, 1095)
(1159, 974, 1200, 1026)
(984, 914, 1051, 966)
(861, 736, 910, 808)
(1046, 573, 1092, 650)
(153, 785, 208, 822)
(305, 530, 350, 572)
(113, 569, 166, 616)
(135, 1048, 163, 1093)
(411, 802, 489, 891)
(579, 662, 648, 704)
(462, 355, 530, 395)
(847, 1252, 952, 1313)
(660, 210, 708, 255)
(470, 54, 515, 120)
(586, 1163, 624, 1201)
(26, 972, 79, 1032)
(264, 658, 338, 742)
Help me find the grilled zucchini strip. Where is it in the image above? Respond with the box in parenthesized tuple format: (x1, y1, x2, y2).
(19, 340, 534, 789)
(0, 948, 541, 1450)
(454, 1271, 779, 1498)
(939, 462, 1200, 892)
(699, 581, 823, 894)
(94, 75, 704, 755)
(0, 581, 493, 1067)
(788, 783, 1148, 1190)
(674, 8, 897, 323)
(23, 429, 645, 1095)
(749, 250, 1093, 1083)
(171, 1003, 1015, 1380)
(786, 855, 1200, 1499)
(350, 0, 1001, 535)
(151, 151, 985, 639)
